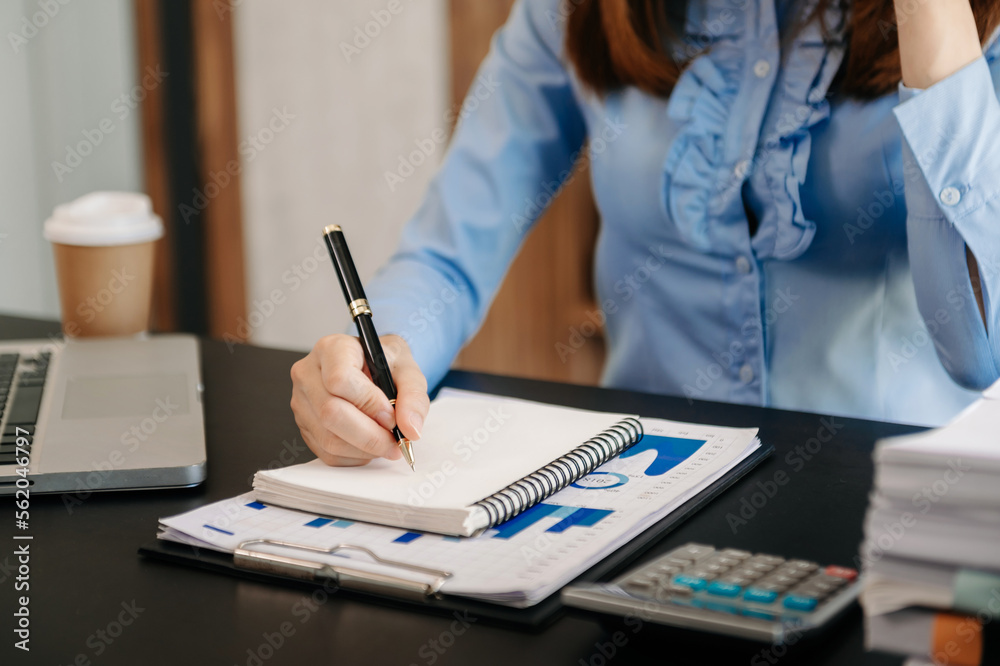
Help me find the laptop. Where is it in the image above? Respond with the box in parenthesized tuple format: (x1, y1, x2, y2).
(0, 334, 206, 496)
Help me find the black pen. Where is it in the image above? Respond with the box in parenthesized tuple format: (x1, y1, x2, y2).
(322, 225, 415, 470)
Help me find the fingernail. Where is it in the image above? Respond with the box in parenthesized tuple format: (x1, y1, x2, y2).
(409, 413, 423, 440)
(376, 410, 395, 431)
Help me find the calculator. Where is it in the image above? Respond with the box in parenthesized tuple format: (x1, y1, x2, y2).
(561, 542, 862, 643)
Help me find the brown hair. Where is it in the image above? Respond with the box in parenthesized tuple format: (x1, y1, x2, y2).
(566, 0, 1000, 99)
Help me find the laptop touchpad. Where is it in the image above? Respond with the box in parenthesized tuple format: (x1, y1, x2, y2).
(61, 374, 191, 420)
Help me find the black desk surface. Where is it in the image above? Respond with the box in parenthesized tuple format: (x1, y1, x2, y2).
(0, 315, 919, 665)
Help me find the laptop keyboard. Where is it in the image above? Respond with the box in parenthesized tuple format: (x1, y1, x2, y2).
(0, 351, 50, 466)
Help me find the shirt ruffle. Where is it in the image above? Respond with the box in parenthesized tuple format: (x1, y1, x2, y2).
(661, 0, 847, 261)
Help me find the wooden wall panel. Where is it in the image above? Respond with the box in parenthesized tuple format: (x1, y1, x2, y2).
(134, 0, 176, 331)
(190, 0, 248, 339)
(449, 0, 606, 384)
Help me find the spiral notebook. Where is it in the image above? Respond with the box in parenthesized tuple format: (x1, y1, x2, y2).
(252, 389, 642, 536)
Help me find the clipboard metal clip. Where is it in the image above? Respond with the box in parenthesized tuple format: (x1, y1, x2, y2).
(234, 539, 452, 601)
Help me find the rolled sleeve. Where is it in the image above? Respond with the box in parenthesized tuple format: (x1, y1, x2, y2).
(894, 55, 1000, 389)
(363, 0, 587, 389)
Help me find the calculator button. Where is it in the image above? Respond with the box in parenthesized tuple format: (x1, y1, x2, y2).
(673, 575, 707, 591)
(786, 560, 819, 573)
(697, 562, 729, 573)
(662, 583, 694, 597)
(729, 567, 764, 580)
(824, 565, 858, 582)
(766, 574, 799, 587)
(665, 543, 716, 562)
(791, 584, 832, 600)
(623, 578, 655, 593)
(686, 569, 720, 581)
(654, 564, 682, 575)
(783, 595, 819, 612)
(775, 567, 809, 579)
(707, 581, 742, 597)
(750, 555, 785, 566)
(662, 556, 696, 567)
(744, 560, 777, 573)
(718, 575, 752, 587)
(811, 574, 848, 589)
(744, 588, 779, 604)
(719, 549, 752, 560)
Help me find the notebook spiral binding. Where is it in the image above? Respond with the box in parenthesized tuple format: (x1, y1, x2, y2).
(473, 418, 643, 528)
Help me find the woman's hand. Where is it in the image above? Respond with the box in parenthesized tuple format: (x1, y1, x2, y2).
(290, 334, 429, 466)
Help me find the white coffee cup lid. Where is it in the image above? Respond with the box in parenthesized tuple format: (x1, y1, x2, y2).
(44, 191, 164, 247)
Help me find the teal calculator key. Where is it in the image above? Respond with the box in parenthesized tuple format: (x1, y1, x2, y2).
(783, 594, 818, 611)
(673, 574, 707, 591)
(744, 587, 778, 604)
(706, 581, 742, 597)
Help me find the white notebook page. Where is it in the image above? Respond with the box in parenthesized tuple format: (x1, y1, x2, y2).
(256, 389, 634, 510)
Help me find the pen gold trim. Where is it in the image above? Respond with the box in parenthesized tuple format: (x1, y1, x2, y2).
(388, 400, 415, 468)
(322, 225, 415, 470)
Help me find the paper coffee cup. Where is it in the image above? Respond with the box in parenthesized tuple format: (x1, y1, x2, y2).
(44, 192, 163, 338)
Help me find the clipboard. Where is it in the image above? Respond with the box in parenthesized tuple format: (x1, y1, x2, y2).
(139, 442, 773, 628)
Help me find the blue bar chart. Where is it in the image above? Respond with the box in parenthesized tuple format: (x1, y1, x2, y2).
(618, 435, 705, 476)
(491, 503, 613, 539)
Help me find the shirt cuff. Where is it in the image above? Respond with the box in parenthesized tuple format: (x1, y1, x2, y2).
(894, 55, 1000, 224)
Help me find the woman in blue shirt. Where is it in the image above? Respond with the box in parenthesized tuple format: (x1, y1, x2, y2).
(290, 0, 1000, 466)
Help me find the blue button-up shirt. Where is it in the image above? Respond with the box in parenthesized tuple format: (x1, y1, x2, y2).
(365, 0, 1000, 426)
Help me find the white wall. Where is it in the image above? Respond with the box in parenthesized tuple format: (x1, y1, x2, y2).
(0, 0, 143, 320)
(233, 0, 449, 351)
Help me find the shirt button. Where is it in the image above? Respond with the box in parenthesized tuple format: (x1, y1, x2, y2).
(940, 187, 961, 206)
(734, 160, 750, 179)
(735, 256, 752, 274)
(753, 60, 771, 78)
(739, 364, 754, 384)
